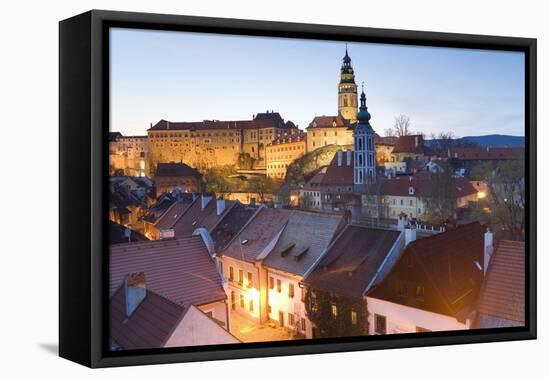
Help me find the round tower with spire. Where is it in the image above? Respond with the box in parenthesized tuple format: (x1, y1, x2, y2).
(354, 83, 376, 191)
(338, 45, 358, 122)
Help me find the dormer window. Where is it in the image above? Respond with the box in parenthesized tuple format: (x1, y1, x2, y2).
(241, 239, 248, 245)
(409, 186, 415, 195)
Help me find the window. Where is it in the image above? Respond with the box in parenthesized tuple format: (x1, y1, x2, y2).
(288, 283, 294, 298)
(400, 199, 404, 205)
(398, 281, 408, 297)
(416, 326, 431, 333)
(410, 199, 413, 206)
(301, 318, 306, 332)
(288, 313, 295, 326)
(239, 294, 244, 308)
(351, 310, 358, 325)
(205, 311, 213, 318)
(231, 291, 236, 310)
(416, 284, 425, 301)
(276, 279, 282, 293)
(267, 304, 272, 313)
(375, 314, 387, 335)
(229, 266, 234, 282)
(238, 269, 243, 285)
(269, 276, 274, 289)
(249, 299, 254, 312)
(247, 272, 253, 288)
(331, 304, 338, 319)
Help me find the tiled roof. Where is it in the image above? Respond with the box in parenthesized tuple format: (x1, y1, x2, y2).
(148, 115, 292, 132)
(210, 203, 258, 255)
(368, 222, 484, 318)
(449, 147, 524, 160)
(262, 211, 345, 276)
(110, 236, 226, 306)
(269, 130, 307, 145)
(154, 195, 196, 230)
(392, 135, 425, 154)
(476, 240, 525, 325)
(367, 173, 478, 198)
(222, 207, 290, 262)
(171, 197, 236, 237)
(321, 151, 354, 186)
(155, 162, 201, 177)
(303, 169, 326, 189)
(305, 226, 402, 299)
(110, 287, 187, 350)
(306, 115, 349, 129)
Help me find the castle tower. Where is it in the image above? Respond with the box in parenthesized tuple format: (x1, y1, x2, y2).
(354, 84, 376, 192)
(338, 46, 358, 122)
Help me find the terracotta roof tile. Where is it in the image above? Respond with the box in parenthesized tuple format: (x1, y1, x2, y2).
(368, 173, 478, 198)
(306, 115, 349, 129)
(392, 135, 425, 154)
(155, 162, 201, 177)
(449, 147, 524, 160)
(476, 240, 525, 324)
(110, 236, 226, 306)
(321, 151, 354, 186)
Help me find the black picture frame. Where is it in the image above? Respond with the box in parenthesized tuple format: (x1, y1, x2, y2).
(59, 9, 537, 368)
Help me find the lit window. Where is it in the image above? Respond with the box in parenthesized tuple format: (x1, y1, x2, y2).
(331, 304, 338, 319)
(351, 310, 358, 325)
(249, 299, 254, 312)
(238, 270, 243, 285)
(288, 313, 295, 325)
(229, 266, 234, 282)
(277, 279, 282, 293)
(288, 283, 294, 298)
(239, 294, 244, 308)
(247, 272, 253, 288)
(269, 277, 274, 289)
(231, 291, 236, 310)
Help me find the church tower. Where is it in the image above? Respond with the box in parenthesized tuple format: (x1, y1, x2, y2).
(338, 46, 358, 122)
(354, 84, 376, 192)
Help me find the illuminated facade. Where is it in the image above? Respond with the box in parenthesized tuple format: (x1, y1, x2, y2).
(147, 112, 297, 174)
(338, 46, 358, 123)
(265, 130, 307, 179)
(109, 133, 148, 177)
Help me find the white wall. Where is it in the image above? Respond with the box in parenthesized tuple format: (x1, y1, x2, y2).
(367, 297, 469, 334)
(164, 306, 239, 347)
(198, 301, 229, 330)
(6, 1, 546, 377)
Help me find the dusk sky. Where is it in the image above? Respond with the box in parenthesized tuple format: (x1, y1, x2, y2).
(110, 28, 525, 138)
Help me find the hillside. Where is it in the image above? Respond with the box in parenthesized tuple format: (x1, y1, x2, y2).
(285, 144, 353, 184)
(460, 134, 525, 147)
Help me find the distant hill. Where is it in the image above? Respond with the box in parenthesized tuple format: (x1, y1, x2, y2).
(460, 135, 525, 147)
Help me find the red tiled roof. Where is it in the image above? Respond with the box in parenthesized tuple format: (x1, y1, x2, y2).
(155, 162, 201, 177)
(110, 236, 226, 306)
(306, 115, 349, 129)
(321, 151, 354, 186)
(368, 173, 478, 198)
(476, 240, 525, 324)
(149, 116, 291, 132)
(392, 135, 425, 154)
(449, 147, 524, 160)
(110, 287, 187, 350)
(171, 197, 236, 237)
(153, 196, 195, 230)
(269, 130, 307, 145)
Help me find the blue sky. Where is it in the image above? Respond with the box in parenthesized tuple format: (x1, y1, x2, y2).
(110, 28, 525, 138)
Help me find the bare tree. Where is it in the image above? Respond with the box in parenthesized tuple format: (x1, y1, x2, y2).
(393, 115, 412, 137)
(384, 128, 395, 137)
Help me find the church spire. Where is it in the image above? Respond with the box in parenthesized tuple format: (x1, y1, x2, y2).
(338, 45, 358, 122)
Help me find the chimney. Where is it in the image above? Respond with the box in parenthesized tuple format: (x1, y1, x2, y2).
(405, 227, 417, 245)
(216, 197, 226, 215)
(484, 229, 494, 274)
(415, 136, 419, 147)
(160, 229, 175, 240)
(125, 272, 146, 318)
(346, 150, 352, 166)
(250, 197, 256, 207)
(337, 150, 343, 166)
(201, 194, 213, 209)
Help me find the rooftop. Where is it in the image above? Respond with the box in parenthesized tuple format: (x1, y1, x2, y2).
(476, 240, 525, 326)
(392, 135, 425, 154)
(110, 235, 226, 307)
(321, 150, 354, 186)
(448, 147, 525, 160)
(305, 225, 402, 299)
(155, 162, 201, 178)
(306, 115, 349, 129)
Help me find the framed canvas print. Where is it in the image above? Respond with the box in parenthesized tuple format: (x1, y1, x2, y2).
(59, 10, 536, 368)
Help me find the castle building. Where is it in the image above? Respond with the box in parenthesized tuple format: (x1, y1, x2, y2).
(338, 46, 358, 123)
(305, 48, 360, 153)
(265, 130, 307, 179)
(109, 132, 148, 177)
(147, 112, 297, 175)
(354, 85, 377, 192)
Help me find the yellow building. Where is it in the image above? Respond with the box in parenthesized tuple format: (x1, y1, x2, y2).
(109, 132, 148, 177)
(266, 130, 307, 179)
(305, 115, 353, 152)
(147, 112, 297, 175)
